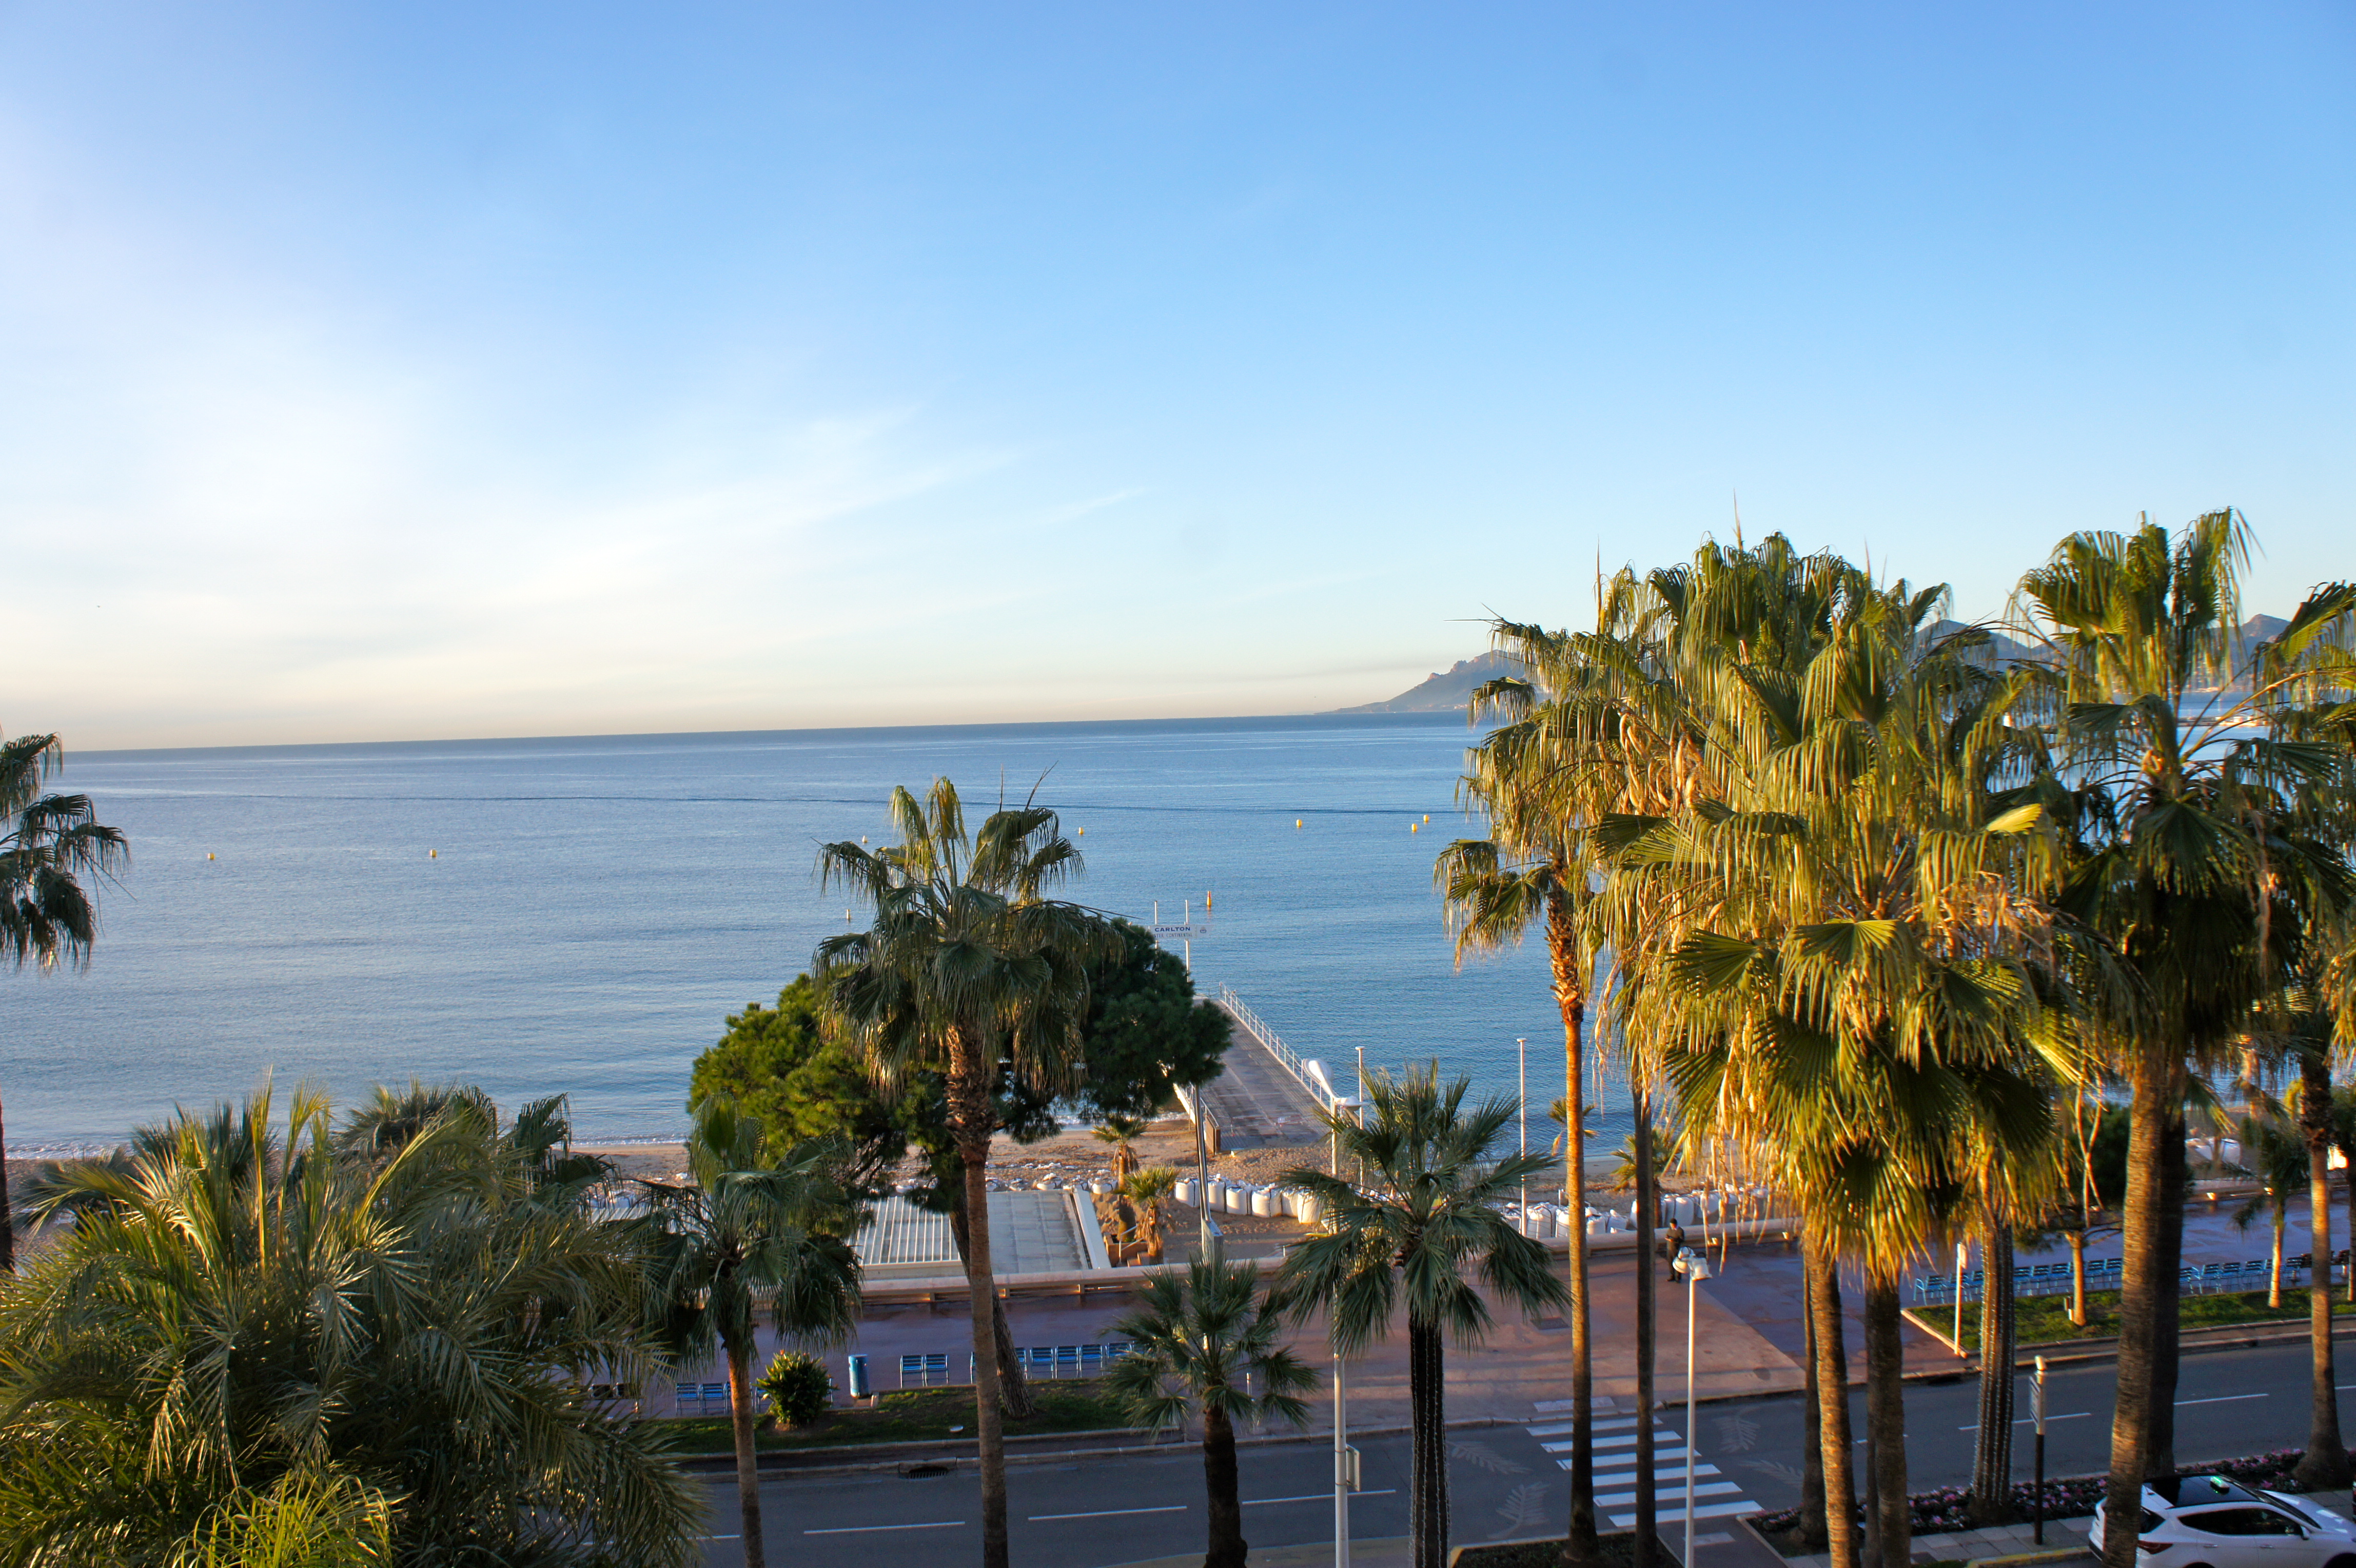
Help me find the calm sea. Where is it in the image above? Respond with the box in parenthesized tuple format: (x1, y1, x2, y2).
(4, 714, 1633, 1153)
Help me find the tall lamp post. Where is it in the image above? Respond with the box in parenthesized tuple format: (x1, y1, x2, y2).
(1516, 1036, 1529, 1229)
(1333, 1341, 1357, 1568)
(1673, 1246, 1716, 1566)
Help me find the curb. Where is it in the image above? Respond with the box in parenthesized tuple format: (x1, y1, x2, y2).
(1965, 1551, 2089, 1568)
(678, 1415, 1521, 1478)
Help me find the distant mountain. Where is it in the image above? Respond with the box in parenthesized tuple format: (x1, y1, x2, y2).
(1929, 614, 2294, 690)
(1922, 620, 2039, 667)
(1337, 651, 1520, 714)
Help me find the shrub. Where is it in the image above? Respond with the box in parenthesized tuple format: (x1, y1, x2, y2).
(1749, 1450, 2318, 1540)
(758, 1351, 834, 1428)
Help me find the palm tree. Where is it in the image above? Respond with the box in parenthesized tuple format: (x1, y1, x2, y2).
(1108, 1258, 1316, 1568)
(2228, 1110, 2309, 1308)
(1122, 1165, 1180, 1263)
(2051, 1080, 2124, 1327)
(1591, 536, 2074, 1568)
(1436, 612, 1609, 1562)
(1096, 1113, 1146, 1182)
(813, 778, 1120, 1568)
(637, 1102, 863, 1568)
(0, 1082, 698, 1564)
(1277, 1066, 1565, 1568)
(0, 731, 127, 1271)
(2009, 513, 2356, 1562)
(1443, 575, 1708, 1566)
(1097, 1114, 1147, 1259)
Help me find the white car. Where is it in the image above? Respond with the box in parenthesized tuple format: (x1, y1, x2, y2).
(2087, 1474, 2356, 1568)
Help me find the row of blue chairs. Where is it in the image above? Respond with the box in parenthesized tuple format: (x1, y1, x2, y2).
(1913, 1258, 2123, 1305)
(1915, 1251, 2348, 1306)
(899, 1342, 1137, 1387)
(2183, 1255, 2341, 1293)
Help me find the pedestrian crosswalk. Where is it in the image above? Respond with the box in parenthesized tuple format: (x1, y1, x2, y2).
(1524, 1405, 1763, 1530)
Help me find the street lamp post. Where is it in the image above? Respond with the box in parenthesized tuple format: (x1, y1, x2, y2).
(1674, 1246, 1716, 1566)
(2032, 1355, 2048, 1545)
(1333, 1343, 1352, 1568)
(1517, 1036, 1529, 1230)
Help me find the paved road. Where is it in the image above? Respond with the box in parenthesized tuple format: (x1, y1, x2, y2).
(702, 1336, 2353, 1567)
(1710, 1337, 2349, 1516)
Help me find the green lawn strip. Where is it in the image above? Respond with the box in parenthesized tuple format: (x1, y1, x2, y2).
(651, 1378, 1137, 1454)
(1949, 1285, 2351, 1346)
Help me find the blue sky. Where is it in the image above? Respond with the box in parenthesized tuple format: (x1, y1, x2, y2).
(5, 3, 2350, 747)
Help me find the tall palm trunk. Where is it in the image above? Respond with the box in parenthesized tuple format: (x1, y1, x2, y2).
(1203, 1402, 1246, 1568)
(1548, 907, 1599, 1567)
(0, 1087, 12, 1273)
(2294, 1052, 2349, 1489)
(1798, 1291, 1828, 1550)
(2271, 1207, 2287, 1307)
(1863, 1276, 1910, 1568)
(1632, 1093, 1657, 1568)
(1407, 1317, 1449, 1568)
(2149, 1111, 2186, 1476)
(1807, 1230, 1860, 1568)
(960, 1143, 1011, 1568)
(2100, 1048, 2178, 1568)
(2068, 1228, 2089, 1327)
(948, 1185, 1035, 1417)
(722, 1317, 768, 1568)
(947, 1028, 1013, 1568)
(1969, 1216, 2017, 1523)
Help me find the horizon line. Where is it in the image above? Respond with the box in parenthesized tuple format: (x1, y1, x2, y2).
(69, 704, 1476, 761)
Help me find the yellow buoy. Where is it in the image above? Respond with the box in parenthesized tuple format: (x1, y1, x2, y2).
(1410, 822, 1418, 832)
(429, 849, 437, 858)
(206, 852, 214, 860)
(1295, 819, 1302, 829)
(1076, 827, 1084, 835)
(1422, 814, 1429, 822)
(1205, 890, 1213, 909)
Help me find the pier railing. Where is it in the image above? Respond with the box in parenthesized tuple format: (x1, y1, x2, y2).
(1214, 985, 1343, 1112)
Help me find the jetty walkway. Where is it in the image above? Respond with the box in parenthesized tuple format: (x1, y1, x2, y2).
(1187, 986, 1337, 1150)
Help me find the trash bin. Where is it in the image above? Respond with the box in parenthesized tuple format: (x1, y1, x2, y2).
(847, 1354, 871, 1400)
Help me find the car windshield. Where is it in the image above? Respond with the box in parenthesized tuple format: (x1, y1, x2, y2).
(2151, 1476, 2262, 1508)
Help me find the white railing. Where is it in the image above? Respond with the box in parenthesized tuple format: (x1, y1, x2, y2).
(1215, 985, 1343, 1112)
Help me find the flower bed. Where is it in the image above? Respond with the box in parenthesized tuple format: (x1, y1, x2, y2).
(1749, 1451, 2313, 1541)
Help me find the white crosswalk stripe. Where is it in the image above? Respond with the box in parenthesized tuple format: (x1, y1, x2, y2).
(1526, 1408, 1761, 1532)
